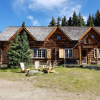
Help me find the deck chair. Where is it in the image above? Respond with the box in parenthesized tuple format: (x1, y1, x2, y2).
(43, 60, 52, 73)
(35, 61, 40, 71)
(20, 62, 30, 73)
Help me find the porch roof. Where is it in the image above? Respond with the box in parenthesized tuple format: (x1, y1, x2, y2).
(73, 34, 100, 49)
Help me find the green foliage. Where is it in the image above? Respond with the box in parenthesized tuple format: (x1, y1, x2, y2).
(48, 10, 100, 27)
(7, 32, 21, 67)
(78, 12, 85, 26)
(68, 17, 72, 26)
(22, 22, 25, 27)
(7, 31, 32, 68)
(87, 14, 94, 26)
(72, 11, 79, 26)
(62, 16, 67, 26)
(48, 16, 56, 26)
(57, 17, 61, 26)
(19, 31, 33, 64)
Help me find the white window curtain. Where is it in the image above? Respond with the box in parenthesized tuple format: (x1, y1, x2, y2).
(94, 48, 100, 58)
(33, 49, 46, 58)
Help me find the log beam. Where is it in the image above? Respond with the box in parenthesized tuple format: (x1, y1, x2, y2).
(79, 46, 81, 64)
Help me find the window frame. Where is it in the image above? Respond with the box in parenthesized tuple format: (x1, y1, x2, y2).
(64, 48, 73, 58)
(94, 48, 100, 58)
(33, 48, 46, 58)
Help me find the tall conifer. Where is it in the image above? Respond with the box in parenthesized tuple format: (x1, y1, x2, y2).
(48, 16, 56, 26)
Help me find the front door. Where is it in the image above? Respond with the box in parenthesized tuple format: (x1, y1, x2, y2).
(82, 50, 87, 64)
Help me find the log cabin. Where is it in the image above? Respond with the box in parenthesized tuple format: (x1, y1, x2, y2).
(0, 26, 100, 66)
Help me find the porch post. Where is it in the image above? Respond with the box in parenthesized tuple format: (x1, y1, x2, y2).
(96, 46, 98, 64)
(79, 46, 81, 64)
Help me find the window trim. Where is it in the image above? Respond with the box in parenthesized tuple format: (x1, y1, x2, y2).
(64, 48, 73, 58)
(94, 48, 100, 58)
(33, 48, 46, 58)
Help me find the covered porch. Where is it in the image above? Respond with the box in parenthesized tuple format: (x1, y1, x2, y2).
(78, 44, 99, 65)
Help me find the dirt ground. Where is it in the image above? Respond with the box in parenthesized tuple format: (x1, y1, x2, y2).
(0, 79, 100, 100)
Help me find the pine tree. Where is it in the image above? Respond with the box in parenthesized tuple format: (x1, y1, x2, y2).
(68, 17, 72, 26)
(62, 16, 67, 26)
(92, 14, 95, 26)
(7, 32, 21, 68)
(72, 11, 79, 26)
(19, 31, 33, 64)
(57, 17, 61, 26)
(22, 22, 25, 27)
(48, 16, 56, 26)
(7, 30, 33, 68)
(78, 12, 82, 26)
(95, 10, 100, 26)
(81, 17, 85, 26)
(87, 14, 94, 26)
(78, 12, 85, 26)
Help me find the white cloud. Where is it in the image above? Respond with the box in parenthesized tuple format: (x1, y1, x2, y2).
(27, 15, 33, 20)
(28, 0, 67, 10)
(27, 15, 40, 26)
(13, 0, 26, 14)
(83, 16, 88, 23)
(13, 0, 87, 25)
(32, 20, 40, 26)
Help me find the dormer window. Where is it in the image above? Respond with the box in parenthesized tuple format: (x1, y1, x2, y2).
(54, 35, 62, 40)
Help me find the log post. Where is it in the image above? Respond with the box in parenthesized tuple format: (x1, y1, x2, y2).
(79, 46, 81, 64)
(96, 46, 98, 64)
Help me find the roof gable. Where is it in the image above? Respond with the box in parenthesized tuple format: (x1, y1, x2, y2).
(45, 26, 71, 41)
(9, 27, 36, 41)
(74, 34, 100, 48)
(79, 27, 100, 41)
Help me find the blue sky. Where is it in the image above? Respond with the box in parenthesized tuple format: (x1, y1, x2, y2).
(0, 0, 100, 31)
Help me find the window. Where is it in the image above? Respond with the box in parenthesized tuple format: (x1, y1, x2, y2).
(65, 49, 73, 58)
(58, 36, 62, 40)
(54, 36, 62, 40)
(91, 35, 94, 39)
(33, 49, 46, 58)
(84, 40, 86, 44)
(94, 48, 100, 58)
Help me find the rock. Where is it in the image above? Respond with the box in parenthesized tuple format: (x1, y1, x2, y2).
(26, 70, 39, 76)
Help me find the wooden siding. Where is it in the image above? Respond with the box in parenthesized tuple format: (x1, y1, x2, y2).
(1, 27, 100, 65)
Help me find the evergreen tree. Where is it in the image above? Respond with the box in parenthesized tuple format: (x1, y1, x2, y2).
(48, 16, 56, 26)
(72, 11, 79, 26)
(95, 10, 100, 26)
(57, 17, 61, 26)
(87, 14, 94, 26)
(7, 31, 32, 68)
(78, 12, 85, 26)
(78, 12, 83, 26)
(68, 17, 72, 26)
(22, 22, 25, 27)
(81, 17, 85, 26)
(19, 31, 33, 64)
(62, 16, 67, 26)
(92, 14, 95, 26)
(7, 32, 21, 68)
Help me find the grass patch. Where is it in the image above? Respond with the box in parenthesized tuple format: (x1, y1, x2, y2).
(33, 66, 100, 95)
(0, 65, 100, 95)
